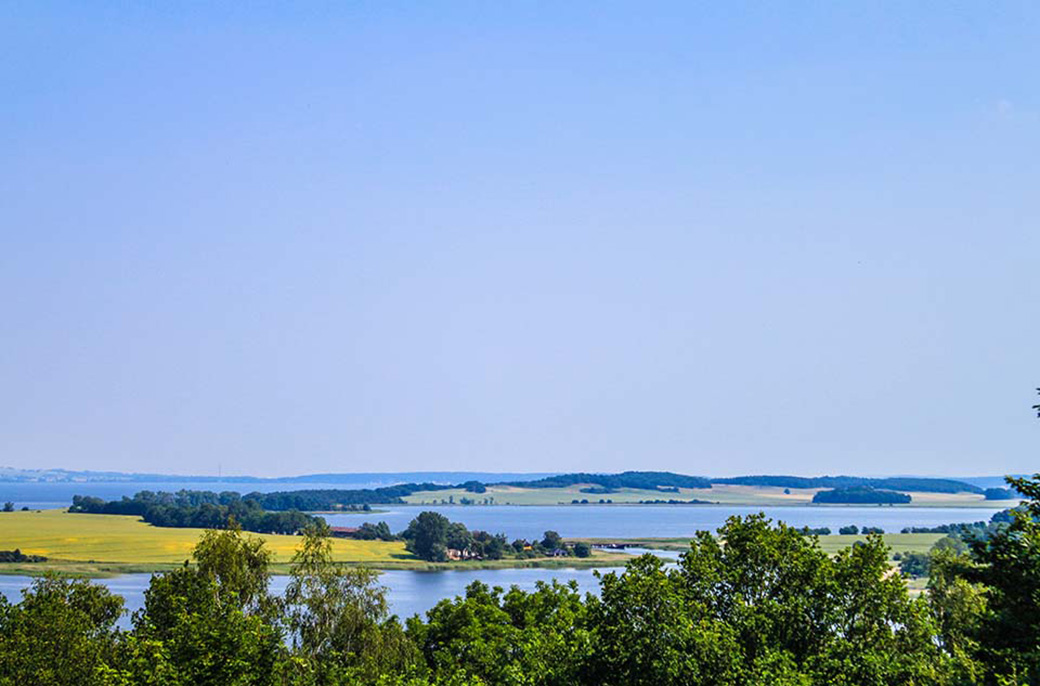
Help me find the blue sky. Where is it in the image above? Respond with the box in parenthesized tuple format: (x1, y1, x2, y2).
(1, 2, 1037, 476)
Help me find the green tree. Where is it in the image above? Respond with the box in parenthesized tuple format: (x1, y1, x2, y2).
(0, 575, 123, 686)
(124, 527, 283, 685)
(541, 531, 563, 551)
(408, 579, 591, 686)
(283, 523, 419, 682)
(586, 514, 954, 685)
(402, 511, 451, 562)
(192, 520, 273, 614)
(948, 474, 1040, 683)
(445, 522, 473, 553)
(125, 568, 282, 685)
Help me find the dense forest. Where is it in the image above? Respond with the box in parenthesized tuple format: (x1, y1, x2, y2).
(70, 491, 320, 535)
(502, 471, 714, 490)
(7, 473, 1040, 685)
(811, 486, 913, 504)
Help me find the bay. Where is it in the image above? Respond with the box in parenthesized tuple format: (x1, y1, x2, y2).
(0, 566, 609, 630)
(323, 504, 1004, 540)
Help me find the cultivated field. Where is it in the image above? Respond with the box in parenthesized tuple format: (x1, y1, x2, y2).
(0, 509, 630, 576)
(404, 483, 1017, 508)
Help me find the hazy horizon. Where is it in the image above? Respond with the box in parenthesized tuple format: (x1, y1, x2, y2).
(2, 3, 1037, 477)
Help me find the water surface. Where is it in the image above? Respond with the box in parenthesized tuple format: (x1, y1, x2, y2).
(323, 504, 1002, 540)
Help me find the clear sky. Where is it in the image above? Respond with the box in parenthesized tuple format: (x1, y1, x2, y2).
(1, 2, 1037, 477)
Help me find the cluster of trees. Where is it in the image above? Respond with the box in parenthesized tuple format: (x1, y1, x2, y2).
(983, 487, 1015, 500)
(70, 491, 320, 535)
(6, 480, 1040, 685)
(813, 486, 912, 504)
(503, 471, 714, 490)
(398, 512, 591, 562)
(902, 508, 1022, 538)
(352, 522, 396, 541)
(247, 484, 454, 510)
(836, 524, 885, 535)
(0, 549, 46, 563)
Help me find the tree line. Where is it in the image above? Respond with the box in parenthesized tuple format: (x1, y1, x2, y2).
(812, 485, 913, 504)
(70, 491, 319, 535)
(5, 476, 1040, 685)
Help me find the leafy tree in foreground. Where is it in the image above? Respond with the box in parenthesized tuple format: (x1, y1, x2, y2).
(192, 519, 273, 614)
(0, 575, 123, 686)
(408, 579, 591, 686)
(283, 522, 420, 683)
(123, 528, 283, 685)
(586, 514, 957, 685)
(936, 473, 1040, 684)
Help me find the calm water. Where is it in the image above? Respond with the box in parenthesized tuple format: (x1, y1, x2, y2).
(3, 482, 1004, 541)
(0, 498, 1003, 627)
(0, 481, 395, 511)
(323, 504, 1003, 540)
(0, 567, 610, 629)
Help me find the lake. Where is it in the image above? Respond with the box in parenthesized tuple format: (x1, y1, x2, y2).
(323, 504, 1004, 540)
(0, 481, 401, 511)
(0, 499, 1004, 627)
(0, 566, 612, 629)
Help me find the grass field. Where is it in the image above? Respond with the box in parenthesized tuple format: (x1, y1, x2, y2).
(0, 509, 631, 577)
(575, 533, 945, 558)
(405, 483, 1018, 508)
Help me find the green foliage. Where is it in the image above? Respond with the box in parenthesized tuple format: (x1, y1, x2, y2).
(541, 530, 563, 551)
(0, 549, 46, 563)
(283, 523, 421, 682)
(128, 567, 282, 685)
(899, 551, 931, 578)
(402, 511, 451, 562)
(587, 515, 953, 685)
(813, 486, 912, 504)
(409, 579, 591, 685)
(945, 474, 1040, 683)
(15, 483, 1040, 684)
(506, 470, 713, 490)
(0, 575, 124, 686)
(355, 521, 396, 541)
(71, 491, 320, 535)
(192, 521, 273, 613)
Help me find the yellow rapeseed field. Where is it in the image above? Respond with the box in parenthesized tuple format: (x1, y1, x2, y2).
(0, 509, 409, 564)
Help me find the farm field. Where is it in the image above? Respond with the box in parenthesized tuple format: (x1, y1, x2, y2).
(404, 483, 1018, 508)
(0, 509, 629, 576)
